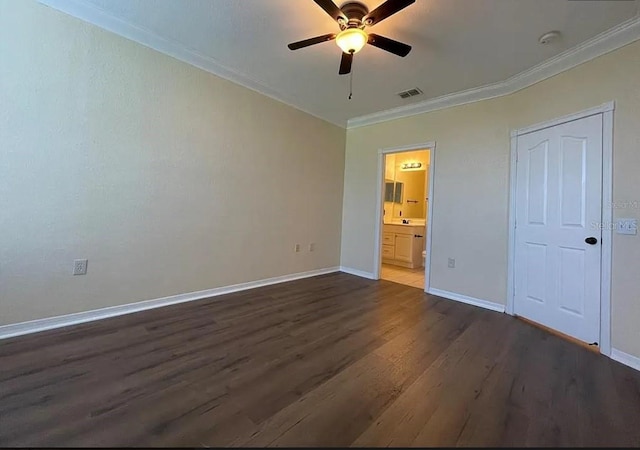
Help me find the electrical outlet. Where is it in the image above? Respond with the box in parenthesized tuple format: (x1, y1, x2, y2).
(309, 243, 316, 252)
(448, 258, 456, 269)
(294, 244, 301, 253)
(73, 259, 88, 275)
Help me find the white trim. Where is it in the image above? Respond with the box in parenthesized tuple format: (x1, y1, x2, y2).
(339, 266, 376, 280)
(0, 267, 340, 340)
(506, 132, 518, 316)
(511, 101, 615, 137)
(611, 348, 640, 372)
(378, 142, 436, 154)
(347, 17, 639, 129)
(37, 0, 344, 129)
(38, 0, 639, 131)
(424, 146, 437, 293)
(600, 108, 614, 357)
(428, 288, 506, 314)
(506, 103, 614, 356)
(372, 151, 385, 281)
(374, 142, 436, 289)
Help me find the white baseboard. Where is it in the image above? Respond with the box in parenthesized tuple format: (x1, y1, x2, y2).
(0, 266, 340, 340)
(427, 288, 506, 313)
(610, 348, 640, 372)
(339, 266, 377, 280)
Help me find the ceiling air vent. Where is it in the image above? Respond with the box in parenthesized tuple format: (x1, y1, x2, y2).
(397, 88, 423, 99)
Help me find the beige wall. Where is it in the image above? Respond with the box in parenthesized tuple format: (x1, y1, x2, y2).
(341, 40, 640, 358)
(0, 1, 345, 325)
(1, 1, 637, 361)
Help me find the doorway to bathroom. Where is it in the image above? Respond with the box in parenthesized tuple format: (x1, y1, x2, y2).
(374, 143, 435, 291)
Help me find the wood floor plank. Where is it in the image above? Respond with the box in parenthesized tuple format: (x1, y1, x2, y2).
(1, 273, 639, 447)
(240, 351, 404, 447)
(353, 312, 512, 447)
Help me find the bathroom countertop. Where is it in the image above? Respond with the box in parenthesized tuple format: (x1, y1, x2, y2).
(383, 221, 426, 227)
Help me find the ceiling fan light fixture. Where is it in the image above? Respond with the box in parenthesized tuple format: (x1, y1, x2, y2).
(336, 28, 368, 54)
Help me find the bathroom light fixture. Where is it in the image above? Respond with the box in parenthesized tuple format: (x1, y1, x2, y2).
(336, 28, 368, 54)
(401, 162, 422, 170)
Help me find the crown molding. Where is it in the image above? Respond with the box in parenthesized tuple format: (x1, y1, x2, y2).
(37, 0, 345, 129)
(36, 0, 640, 131)
(347, 14, 640, 129)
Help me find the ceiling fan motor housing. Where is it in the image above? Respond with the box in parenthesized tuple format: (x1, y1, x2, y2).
(339, 2, 369, 29)
(288, 0, 415, 75)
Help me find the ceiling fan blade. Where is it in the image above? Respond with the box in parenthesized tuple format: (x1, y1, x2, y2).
(368, 34, 412, 57)
(288, 33, 336, 50)
(313, 0, 347, 23)
(363, 0, 415, 26)
(339, 52, 353, 75)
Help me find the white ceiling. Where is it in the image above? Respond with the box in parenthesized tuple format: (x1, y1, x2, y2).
(43, 0, 640, 127)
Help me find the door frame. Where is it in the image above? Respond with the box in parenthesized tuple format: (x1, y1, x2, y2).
(506, 101, 614, 356)
(374, 141, 436, 292)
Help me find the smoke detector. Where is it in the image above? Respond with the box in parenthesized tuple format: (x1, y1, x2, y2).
(539, 31, 561, 45)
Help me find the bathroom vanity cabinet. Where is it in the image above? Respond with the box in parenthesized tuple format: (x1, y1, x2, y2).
(382, 224, 425, 269)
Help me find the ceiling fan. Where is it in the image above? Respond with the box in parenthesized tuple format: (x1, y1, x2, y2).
(288, 0, 415, 75)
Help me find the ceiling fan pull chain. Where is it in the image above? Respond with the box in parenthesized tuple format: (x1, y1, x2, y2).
(349, 65, 353, 100)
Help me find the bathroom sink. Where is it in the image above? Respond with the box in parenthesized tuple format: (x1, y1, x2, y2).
(384, 221, 426, 227)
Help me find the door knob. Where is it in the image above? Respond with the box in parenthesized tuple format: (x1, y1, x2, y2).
(585, 237, 598, 245)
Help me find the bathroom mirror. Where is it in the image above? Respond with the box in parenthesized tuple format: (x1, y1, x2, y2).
(384, 150, 430, 223)
(393, 170, 426, 219)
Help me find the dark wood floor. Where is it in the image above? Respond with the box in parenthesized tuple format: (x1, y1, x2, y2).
(1, 273, 639, 447)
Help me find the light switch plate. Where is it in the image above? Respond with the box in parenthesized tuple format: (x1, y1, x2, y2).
(616, 218, 638, 235)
